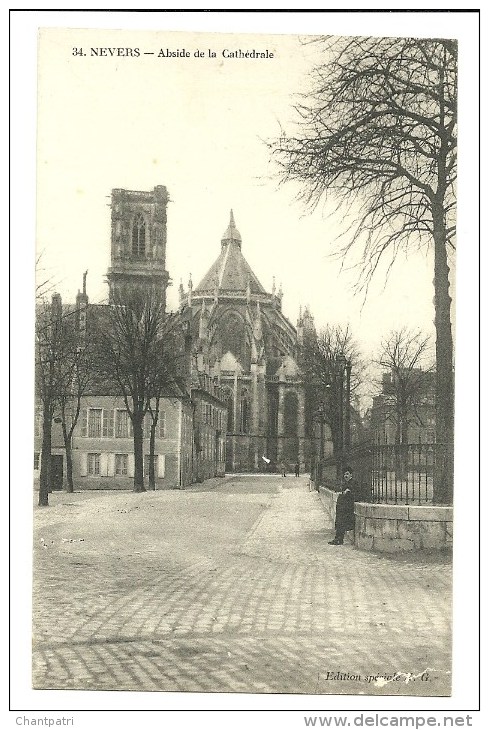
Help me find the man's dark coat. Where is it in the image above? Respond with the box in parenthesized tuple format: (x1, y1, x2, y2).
(335, 488, 355, 532)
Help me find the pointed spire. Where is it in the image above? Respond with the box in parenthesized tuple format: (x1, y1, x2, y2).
(221, 209, 242, 248)
(187, 274, 193, 306)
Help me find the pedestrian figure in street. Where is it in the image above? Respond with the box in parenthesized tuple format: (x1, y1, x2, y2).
(281, 463, 287, 477)
(329, 467, 355, 545)
(295, 462, 300, 477)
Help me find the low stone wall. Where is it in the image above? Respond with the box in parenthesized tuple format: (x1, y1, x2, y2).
(318, 486, 453, 552)
(355, 503, 453, 552)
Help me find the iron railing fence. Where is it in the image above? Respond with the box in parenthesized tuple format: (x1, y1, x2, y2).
(314, 441, 452, 505)
(371, 442, 451, 505)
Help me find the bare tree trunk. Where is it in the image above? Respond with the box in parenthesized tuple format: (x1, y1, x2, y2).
(39, 408, 52, 506)
(149, 420, 157, 490)
(61, 421, 74, 493)
(432, 200, 454, 504)
(132, 414, 145, 492)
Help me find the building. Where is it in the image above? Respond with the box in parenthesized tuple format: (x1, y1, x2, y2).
(370, 368, 436, 444)
(179, 211, 311, 473)
(35, 185, 227, 492)
(190, 370, 227, 483)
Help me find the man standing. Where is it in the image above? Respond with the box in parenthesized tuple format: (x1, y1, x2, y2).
(328, 467, 356, 545)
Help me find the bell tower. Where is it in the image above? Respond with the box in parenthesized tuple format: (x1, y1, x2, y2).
(106, 185, 170, 305)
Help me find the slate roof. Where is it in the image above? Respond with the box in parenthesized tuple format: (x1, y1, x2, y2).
(194, 211, 267, 296)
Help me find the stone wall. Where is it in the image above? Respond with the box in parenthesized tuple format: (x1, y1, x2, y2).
(355, 503, 453, 552)
(318, 486, 452, 552)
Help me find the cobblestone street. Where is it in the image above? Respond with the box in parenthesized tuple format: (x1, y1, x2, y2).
(32, 476, 452, 696)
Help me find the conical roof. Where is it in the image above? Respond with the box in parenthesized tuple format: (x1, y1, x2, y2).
(221, 209, 242, 245)
(194, 211, 266, 295)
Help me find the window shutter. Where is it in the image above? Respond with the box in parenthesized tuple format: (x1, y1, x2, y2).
(128, 453, 135, 477)
(100, 452, 108, 476)
(80, 453, 88, 477)
(159, 411, 166, 438)
(81, 409, 88, 437)
(107, 453, 115, 477)
(102, 410, 107, 438)
(158, 454, 165, 478)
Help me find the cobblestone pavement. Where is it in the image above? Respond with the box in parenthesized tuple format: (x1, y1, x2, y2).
(32, 477, 452, 695)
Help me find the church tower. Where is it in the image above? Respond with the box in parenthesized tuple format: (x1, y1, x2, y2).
(106, 185, 170, 305)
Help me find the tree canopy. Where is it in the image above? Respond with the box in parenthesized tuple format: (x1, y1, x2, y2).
(271, 36, 456, 502)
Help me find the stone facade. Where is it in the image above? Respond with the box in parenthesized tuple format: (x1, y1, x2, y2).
(180, 211, 311, 473)
(107, 185, 170, 303)
(190, 372, 227, 483)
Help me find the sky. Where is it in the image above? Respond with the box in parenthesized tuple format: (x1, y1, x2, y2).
(33, 23, 455, 363)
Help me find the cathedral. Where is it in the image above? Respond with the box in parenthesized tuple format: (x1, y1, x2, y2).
(180, 210, 314, 473)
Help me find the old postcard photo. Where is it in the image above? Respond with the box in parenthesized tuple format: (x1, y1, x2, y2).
(10, 8, 480, 720)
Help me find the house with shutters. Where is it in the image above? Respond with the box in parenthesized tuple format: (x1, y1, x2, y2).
(71, 395, 193, 489)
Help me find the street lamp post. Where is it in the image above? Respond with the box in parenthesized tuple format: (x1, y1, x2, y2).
(336, 353, 347, 477)
(314, 400, 325, 490)
(345, 358, 352, 451)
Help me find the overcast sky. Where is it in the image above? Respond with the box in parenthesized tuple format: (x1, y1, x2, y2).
(34, 24, 455, 362)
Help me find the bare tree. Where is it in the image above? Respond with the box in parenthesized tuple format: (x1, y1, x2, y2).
(300, 324, 364, 463)
(35, 295, 65, 506)
(96, 285, 181, 492)
(57, 318, 94, 493)
(375, 328, 434, 445)
(271, 37, 456, 503)
(36, 250, 57, 301)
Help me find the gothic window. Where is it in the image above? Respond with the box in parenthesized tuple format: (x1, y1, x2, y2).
(218, 311, 247, 365)
(284, 391, 298, 436)
(267, 388, 279, 436)
(240, 388, 250, 433)
(132, 213, 146, 258)
(223, 387, 234, 433)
